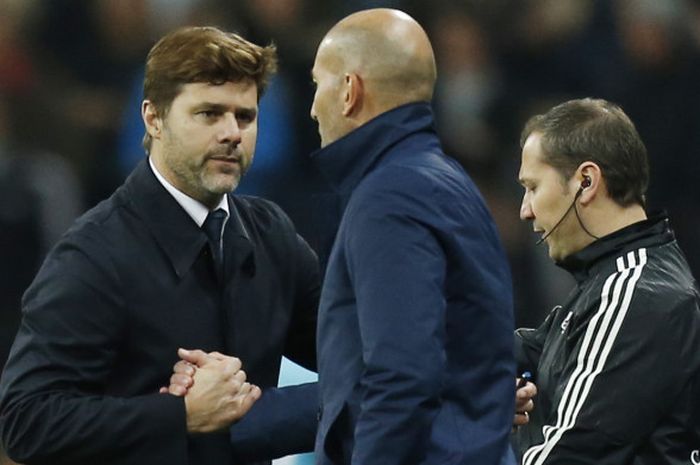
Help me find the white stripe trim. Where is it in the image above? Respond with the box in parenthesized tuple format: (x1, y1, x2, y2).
(523, 264, 625, 464)
(523, 248, 648, 465)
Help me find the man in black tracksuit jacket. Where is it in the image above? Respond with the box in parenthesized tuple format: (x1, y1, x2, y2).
(513, 98, 700, 464)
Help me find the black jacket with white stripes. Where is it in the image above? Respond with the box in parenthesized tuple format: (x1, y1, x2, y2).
(515, 214, 700, 465)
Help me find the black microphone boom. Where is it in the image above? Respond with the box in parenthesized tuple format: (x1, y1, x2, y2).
(535, 187, 583, 245)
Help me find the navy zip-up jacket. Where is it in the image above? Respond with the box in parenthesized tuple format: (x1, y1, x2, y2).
(312, 102, 516, 465)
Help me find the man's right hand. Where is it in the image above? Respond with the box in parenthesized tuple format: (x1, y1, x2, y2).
(514, 378, 537, 428)
(165, 348, 261, 433)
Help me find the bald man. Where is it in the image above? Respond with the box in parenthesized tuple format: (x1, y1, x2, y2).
(310, 9, 516, 465)
(163, 8, 519, 464)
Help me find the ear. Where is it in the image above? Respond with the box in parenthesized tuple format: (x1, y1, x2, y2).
(142, 100, 162, 140)
(576, 161, 603, 206)
(342, 73, 363, 117)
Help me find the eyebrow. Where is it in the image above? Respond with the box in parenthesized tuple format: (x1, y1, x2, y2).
(193, 102, 226, 111)
(193, 102, 257, 114)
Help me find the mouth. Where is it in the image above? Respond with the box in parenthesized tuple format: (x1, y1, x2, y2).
(208, 155, 241, 167)
(206, 155, 244, 179)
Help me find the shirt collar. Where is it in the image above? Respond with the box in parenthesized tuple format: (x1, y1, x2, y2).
(148, 156, 229, 227)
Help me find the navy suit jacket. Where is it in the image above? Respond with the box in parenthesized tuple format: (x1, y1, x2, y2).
(312, 103, 516, 465)
(0, 160, 319, 465)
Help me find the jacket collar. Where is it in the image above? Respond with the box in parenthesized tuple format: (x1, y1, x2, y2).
(310, 102, 436, 194)
(558, 212, 674, 282)
(123, 160, 254, 279)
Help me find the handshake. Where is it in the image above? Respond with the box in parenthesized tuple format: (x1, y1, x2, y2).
(160, 348, 539, 436)
(160, 348, 261, 433)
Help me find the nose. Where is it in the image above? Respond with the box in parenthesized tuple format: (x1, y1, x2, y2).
(218, 112, 241, 145)
(310, 101, 317, 121)
(520, 193, 534, 221)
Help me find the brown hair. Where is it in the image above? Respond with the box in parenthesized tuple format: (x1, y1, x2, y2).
(142, 26, 277, 153)
(520, 98, 649, 208)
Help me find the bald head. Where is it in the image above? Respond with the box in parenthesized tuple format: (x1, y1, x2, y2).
(310, 9, 438, 146)
(319, 9, 436, 110)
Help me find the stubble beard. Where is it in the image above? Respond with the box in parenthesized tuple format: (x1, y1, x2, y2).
(162, 137, 244, 206)
(200, 156, 241, 194)
(188, 156, 245, 208)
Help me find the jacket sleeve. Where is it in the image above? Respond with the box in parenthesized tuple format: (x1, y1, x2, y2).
(284, 232, 321, 372)
(522, 286, 699, 465)
(342, 182, 451, 465)
(0, 234, 188, 465)
(229, 382, 318, 461)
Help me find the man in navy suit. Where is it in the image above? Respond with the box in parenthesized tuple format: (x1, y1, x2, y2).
(0, 26, 319, 465)
(308, 9, 516, 465)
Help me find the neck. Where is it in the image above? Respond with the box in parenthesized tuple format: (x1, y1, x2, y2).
(354, 86, 420, 127)
(583, 200, 647, 243)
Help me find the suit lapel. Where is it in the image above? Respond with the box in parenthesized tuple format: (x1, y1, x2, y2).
(124, 160, 208, 279)
(223, 195, 256, 280)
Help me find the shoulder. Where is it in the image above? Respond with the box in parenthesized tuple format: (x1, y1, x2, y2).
(353, 155, 463, 209)
(60, 193, 121, 243)
(23, 201, 130, 314)
(231, 195, 318, 275)
(587, 244, 700, 346)
(232, 195, 296, 235)
(348, 151, 494, 234)
(231, 195, 315, 265)
(626, 244, 698, 318)
(373, 150, 467, 190)
(37, 193, 134, 284)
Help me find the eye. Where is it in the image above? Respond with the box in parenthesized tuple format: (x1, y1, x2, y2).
(236, 110, 257, 124)
(521, 184, 536, 196)
(196, 110, 220, 120)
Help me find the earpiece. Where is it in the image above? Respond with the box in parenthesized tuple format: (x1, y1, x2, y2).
(536, 175, 597, 246)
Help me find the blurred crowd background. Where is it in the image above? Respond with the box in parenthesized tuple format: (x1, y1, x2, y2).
(1, 0, 700, 436)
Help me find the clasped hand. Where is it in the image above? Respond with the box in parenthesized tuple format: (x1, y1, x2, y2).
(160, 348, 261, 433)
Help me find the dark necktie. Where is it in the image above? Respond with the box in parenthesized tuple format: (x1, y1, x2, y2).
(202, 208, 227, 277)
